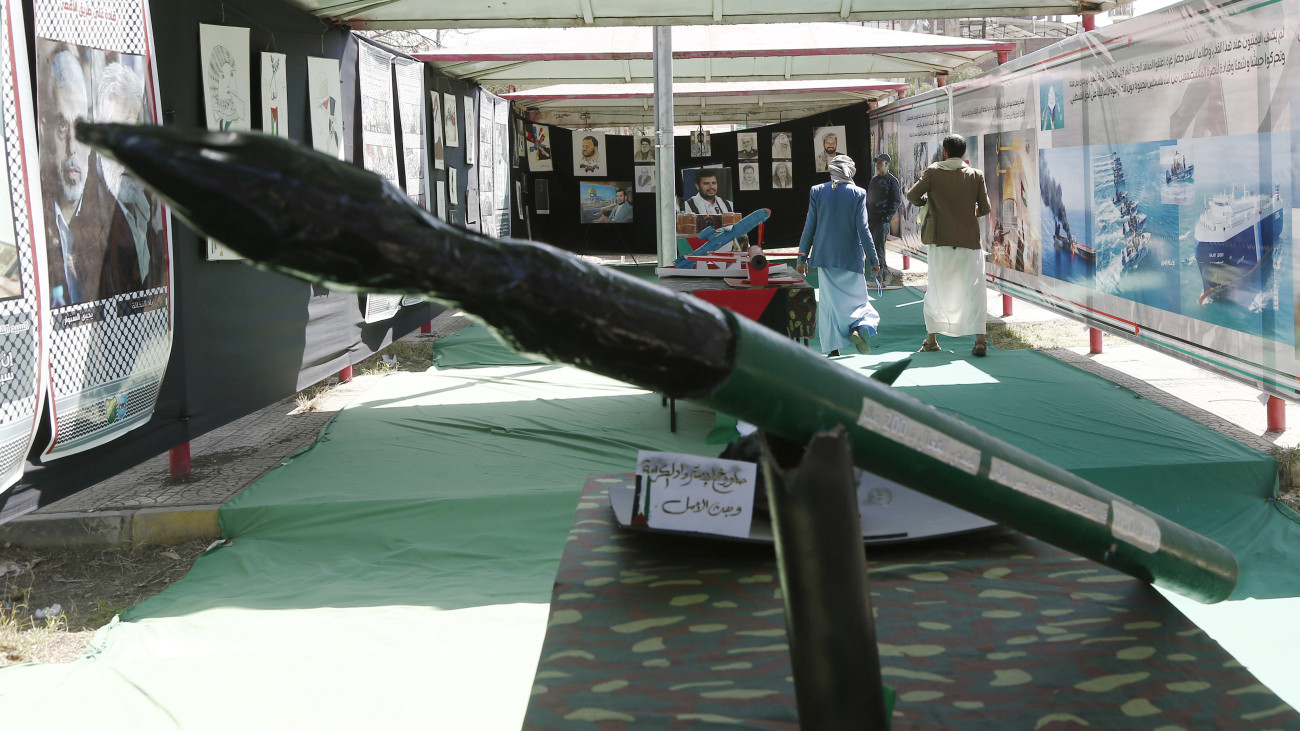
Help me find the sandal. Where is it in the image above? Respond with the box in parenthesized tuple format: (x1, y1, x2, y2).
(972, 342, 987, 357)
(919, 340, 940, 352)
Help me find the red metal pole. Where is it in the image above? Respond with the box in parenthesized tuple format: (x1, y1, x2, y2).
(1002, 294, 1013, 317)
(936, 75, 947, 87)
(169, 442, 191, 478)
(996, 50, 1010, 65)
(339, 365, 353, 384)
(1089, 327, 1103, 354)
(420, 321, 432, 334)
(1267, 396, 1286, 432)
(1082, 13, 1096, 31)
(902, 255, 910, 270)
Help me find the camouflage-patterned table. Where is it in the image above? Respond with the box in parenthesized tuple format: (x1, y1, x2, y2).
(523, 474, 1298, 729)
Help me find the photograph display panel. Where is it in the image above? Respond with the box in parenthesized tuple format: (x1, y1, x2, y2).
(429, 91, 444, 170)
(443, 92, 459, 148)
(527, 123, 553, 172)
(873, 0, 1300, 396)
(579, 182, 634, 224)
(37, 0, 173, 459)
(393, 57, 428, 210)
(572, 130, 607, 176)
(0, 2, 47, 491)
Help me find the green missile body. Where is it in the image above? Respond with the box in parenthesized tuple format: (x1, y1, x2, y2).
(76, 123, 1238, 603)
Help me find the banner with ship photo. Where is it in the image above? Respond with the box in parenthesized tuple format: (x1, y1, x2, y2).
(0, 3, 48, 492)
(872, 0, 1300, 397)
(36, 0, 174, 460)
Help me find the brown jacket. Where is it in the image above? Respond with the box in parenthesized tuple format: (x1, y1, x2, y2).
(906, 161, 991, 250)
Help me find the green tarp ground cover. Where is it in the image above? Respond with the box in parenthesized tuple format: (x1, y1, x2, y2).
(1, 279, 1295, 728)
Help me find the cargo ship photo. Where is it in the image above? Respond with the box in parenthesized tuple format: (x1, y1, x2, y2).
(1193, 185, 1283, 305)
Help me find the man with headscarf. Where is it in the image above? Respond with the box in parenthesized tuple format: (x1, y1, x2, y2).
(796, 154, 880, 356)
(907, 134, 992, 357)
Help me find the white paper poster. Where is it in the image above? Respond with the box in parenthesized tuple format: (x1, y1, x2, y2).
(635, 451, 756, 539)
(464, 94, 477, 165)
(37, 1, 174, 460)
(306, 56, 343, 158)
(393, 57, 428, 209)
(573, 130, 607, 176)
(357, 40, 402, 323)
(260, 52, 288, 138)
(526, 122, 553, 172)
(448, 167, 458, 204)
(430, 91, 445, 171)
(442, 92, 459, 148)
(199, 24, 250, 261)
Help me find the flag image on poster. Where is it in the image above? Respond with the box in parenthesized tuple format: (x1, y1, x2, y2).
(443, 92, 459, 148)
(394, 57, 428, 210)
(307, 56, 343, 158)
(260, 52, 288, 138)
(36, 0, 174, 460)
(430, 91, 445, 171)
(0, 1, 49, 492)
(199, 24, 249, 261)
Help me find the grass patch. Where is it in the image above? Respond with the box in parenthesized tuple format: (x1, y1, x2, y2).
(985, 320, 1120, 351)
(355, 338, 434, 376)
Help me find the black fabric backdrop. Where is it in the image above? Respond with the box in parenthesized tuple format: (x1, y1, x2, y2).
(522, 102, 873, 254)
(2, 0, 445, 521)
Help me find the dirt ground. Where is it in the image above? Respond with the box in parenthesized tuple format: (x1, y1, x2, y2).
(1, 538, 211, 665)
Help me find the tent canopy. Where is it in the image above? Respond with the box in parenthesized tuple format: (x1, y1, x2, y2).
(294, 0, 1114, 30)
(416, 24, 1016, 84)
(504, 79, 907, 126)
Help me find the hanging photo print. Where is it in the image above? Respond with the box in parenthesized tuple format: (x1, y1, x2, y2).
(814, 125, 846, 173)
(449, 167, 458, 204)
(442, 92, 459, 148)
(634, 134, 655, 162)
(535, 178, 550, 215)
(527, 122, 553, 172)
(513, 117, 524, 167)
(771, 130, 792, 159)
(739, 162, 760, 191)
(463, 94, 476, 165)
(430, 91, 445, 170)
(393, 57, 428, 209)
(260, 52, 288, 138)
(772, 160, 793, 188)
(38, 2, 174, 460)
(690, 129, 712, 158)
(635, 165, 655, 192)
(573, 130, 607, 176)
(737, 132, 758, 160)
(307, 56, 343, 158)
(200, 24, 250, 260)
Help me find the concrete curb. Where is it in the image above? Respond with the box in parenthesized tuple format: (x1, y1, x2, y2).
(0, 505, 222, 549)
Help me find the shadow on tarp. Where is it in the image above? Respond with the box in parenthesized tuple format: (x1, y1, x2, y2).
(123, 370, 727, 620)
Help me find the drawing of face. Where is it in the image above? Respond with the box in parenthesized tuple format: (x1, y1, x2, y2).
(742, 139, 754, 152)
(216, 62, 236, 102)
(639, 139, 651, 155)
(582, 137, 596, 158)
(775, 163, 790, 185)
(823, 134, 838, 157)
(742, 166, 756, 184)
(698, 174, 718, 199)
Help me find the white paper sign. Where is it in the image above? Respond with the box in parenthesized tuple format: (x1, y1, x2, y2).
(636, 451, 756, 538)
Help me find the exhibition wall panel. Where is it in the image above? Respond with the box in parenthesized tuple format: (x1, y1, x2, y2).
(873, 0, 1300, 398)
(2, 0, 435, 520)
(521, 102, 873, 254)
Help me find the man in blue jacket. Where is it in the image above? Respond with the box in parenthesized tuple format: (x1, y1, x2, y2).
(795, 154, 880, 356)
(866, 153, 901, 284)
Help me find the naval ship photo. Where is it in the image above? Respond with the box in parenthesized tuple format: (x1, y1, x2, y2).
(1193, 185, 1283, 306)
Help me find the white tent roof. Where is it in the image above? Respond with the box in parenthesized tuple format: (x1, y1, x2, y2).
(505, 79, 908, 126)
(416, 24, 1017, 84)
(292, 0, 1113, 30)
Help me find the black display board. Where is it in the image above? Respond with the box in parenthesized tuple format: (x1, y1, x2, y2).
(2, 0, 438, 521)
(520, 102, 872, 255)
